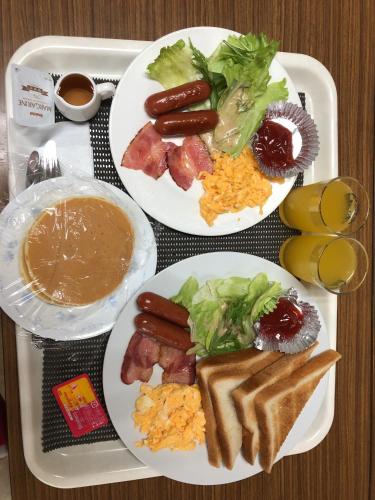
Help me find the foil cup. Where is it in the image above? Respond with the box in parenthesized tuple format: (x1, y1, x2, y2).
(253, 288, 321, 353)
(252, 102, 320, 178)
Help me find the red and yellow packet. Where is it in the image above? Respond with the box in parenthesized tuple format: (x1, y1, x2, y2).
(52, 374, 108, 437)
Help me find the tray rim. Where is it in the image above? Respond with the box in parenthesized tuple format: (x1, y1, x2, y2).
(5, 35, 338, 489)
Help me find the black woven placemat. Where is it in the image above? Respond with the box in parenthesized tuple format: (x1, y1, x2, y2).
(41, 77, 305, 452)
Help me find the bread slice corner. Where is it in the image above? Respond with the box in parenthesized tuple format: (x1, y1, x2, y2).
(255, 349, 341, 473)
(232, 342, 317, 464)
(200, 349, 282, 469)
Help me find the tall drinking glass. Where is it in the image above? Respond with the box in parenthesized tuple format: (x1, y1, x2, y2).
(279, 177, 369, 234)
(279, 235, 368, 294)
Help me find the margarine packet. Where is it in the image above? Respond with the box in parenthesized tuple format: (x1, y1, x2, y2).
(12, 64, 55, 127)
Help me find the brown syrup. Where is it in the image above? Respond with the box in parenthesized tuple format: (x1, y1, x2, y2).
(58, 74, 93, 106)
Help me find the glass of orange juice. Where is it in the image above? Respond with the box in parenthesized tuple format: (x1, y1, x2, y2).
(279, 235, 368, 294)
(279, 177, 369, 234)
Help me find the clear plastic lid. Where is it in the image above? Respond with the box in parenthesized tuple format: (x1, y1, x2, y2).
(0, 176, 157, 340)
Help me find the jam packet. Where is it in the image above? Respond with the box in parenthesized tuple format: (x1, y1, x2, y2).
(52, 374, 108, 437)
(12, 64, 55, 127)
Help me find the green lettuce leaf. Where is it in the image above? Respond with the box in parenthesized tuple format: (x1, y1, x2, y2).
(207, 32, 288, 157)
(208, 33, 278, 90)
(245, 273, 270, 301)
(184, 272, 283, 356)
(208, 33, 278, 77)
(188, 300, 227, 350)
(190, 280, 218, 304)
(250, 281, 283, 323)
(147, 40, 199, 89)
(191, 276, 252, 304)
(225, 273, 272, 345)
(214, 276, 253, 298)
(170, 276, 199, 309)
(173, 272, 284, 356)
(224, 273, 268, 325)
(209, 329, 243, 355)
(189, 40, 227, 110)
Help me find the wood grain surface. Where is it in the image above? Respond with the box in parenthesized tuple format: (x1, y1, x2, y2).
(0, 0, 374, 499)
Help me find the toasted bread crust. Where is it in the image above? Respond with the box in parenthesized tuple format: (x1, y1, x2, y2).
(232, 342, 317, 464)
(241, 427, 254, 464)
(197, 348, 280, 468)
(210, 373, 247, 470)
(197, 347, 266, 371)
(207, 350, 282, 469)
(255, 349, 341, 473)
(196, 367, 222, 467)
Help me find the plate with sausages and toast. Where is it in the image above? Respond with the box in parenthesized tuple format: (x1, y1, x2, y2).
(103, 252, 340, 485)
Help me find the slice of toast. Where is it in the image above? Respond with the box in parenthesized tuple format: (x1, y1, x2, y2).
(204, 349, 283, 469)
(255, 349, 341, 473)
(232, 342, 317, 464)
(209, 373, 248, 469)
(197, 348, 282, 468)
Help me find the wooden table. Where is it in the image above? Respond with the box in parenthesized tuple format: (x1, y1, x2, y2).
(0, 0, 374, 498)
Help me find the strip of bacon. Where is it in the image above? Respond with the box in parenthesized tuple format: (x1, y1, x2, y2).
(121, 335, 196, 385)
(121, 331, 160, 384)
(168, 135, 213, 190)
(121, 122, 176, 179)
(159, 345, 196, 385)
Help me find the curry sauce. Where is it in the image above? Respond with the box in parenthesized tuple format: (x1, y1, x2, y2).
(22, 196, 134, 306)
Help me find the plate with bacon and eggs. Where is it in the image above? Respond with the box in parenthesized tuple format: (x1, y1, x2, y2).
(109, 27, 301, 236)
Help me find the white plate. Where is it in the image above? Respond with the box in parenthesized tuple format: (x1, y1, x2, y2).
(109, 27, 301, 236)
(0, 176, 157, 340)
(103, 252, 330, 485)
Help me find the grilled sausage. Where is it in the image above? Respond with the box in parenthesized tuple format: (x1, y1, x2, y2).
(134, 313, 193, 352)
(154, 110, 219, 136)
(137, 292, 189, 327)
(145, 80, 211, 118)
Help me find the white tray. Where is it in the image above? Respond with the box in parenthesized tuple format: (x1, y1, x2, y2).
(5, 36, 338, 489)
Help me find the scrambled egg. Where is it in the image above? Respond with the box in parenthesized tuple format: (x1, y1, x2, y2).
(199, 146, 272, 225)
(133, 383, 206, 452)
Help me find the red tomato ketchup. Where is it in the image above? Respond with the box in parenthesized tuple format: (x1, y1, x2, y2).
(258, 298, 304, 341)
(253, 120, 294, 170)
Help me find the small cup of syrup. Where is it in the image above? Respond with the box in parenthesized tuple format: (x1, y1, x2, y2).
(54, 73, 115, 122)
